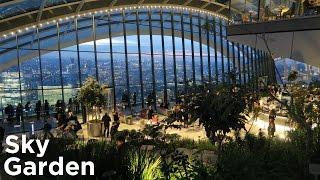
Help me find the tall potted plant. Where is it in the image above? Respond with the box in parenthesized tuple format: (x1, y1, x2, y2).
(77, 77, 107, 137)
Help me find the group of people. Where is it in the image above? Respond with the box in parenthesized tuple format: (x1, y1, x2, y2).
(3, 100, 48, 123)
(3, 98, 80, 124)
(56, 111, 82, 138)
(121, 91, 137, 109)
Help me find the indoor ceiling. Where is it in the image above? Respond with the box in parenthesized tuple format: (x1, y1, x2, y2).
(0, 0, 250, 36)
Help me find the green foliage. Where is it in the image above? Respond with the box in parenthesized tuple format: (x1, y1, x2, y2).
(128, 150, 163, 180)
(185, 84, 248, 144)
(216, 135, 306, 180)
(77, 76, 107, 112)
(1, 128, 318, 179)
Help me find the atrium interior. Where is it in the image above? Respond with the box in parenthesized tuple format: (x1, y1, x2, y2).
(0, 0, 319, 179)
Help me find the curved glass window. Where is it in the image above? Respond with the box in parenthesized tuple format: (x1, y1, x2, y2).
(0, 7, 273, 116)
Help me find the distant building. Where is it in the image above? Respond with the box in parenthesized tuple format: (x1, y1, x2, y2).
(0, 72, 25, 106)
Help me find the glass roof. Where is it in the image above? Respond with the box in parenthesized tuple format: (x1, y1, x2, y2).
(0, 0, 80, 20)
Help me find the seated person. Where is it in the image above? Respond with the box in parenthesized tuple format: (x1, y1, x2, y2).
(64, 111, 81, 134)
(56, 113, 68, 130)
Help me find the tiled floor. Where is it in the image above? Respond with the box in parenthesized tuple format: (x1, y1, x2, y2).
(1, 112, 292, 141)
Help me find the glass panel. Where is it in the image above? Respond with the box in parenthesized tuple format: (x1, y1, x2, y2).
(41, 50, 62, 89)
(61, 45, 80, 88)
(126, 33, 142, 106)
(19, 51, 42, 91)
(0, 0, 41, 19)
(192, 14, 202, 84)
(183, 13, 193, 84)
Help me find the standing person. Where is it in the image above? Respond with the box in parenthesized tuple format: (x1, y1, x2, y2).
(25, 101, 31, 120)
(113, 111, 119, 123)
(43, 120, 53, 140)
(68, 98, 74, 113)
(35, 100, 42, 121)
(269, 109, 277, 120)
(146, 94, 153, 107)
(147, 106, 153, 120)
(268, 117, 276, 138)
(268, 109, 276, 138)
(102, 112, 111, 137)
(8, 104, 14, 123)
(114, 134, 129, 179)
(181, 109, 189, 128)
(4, 104, 10, 122)
(55, 100, 61, 114)
(132, 92, 137, 107)
(61, 101, 66, 113)
(74, 97, 79, 114)
(44, 100, 50, 117)
(110, 121, 120, 140)
(16, 103, 23, 124)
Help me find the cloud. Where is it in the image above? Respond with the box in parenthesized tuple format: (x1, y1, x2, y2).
(82, 38, 137, 46)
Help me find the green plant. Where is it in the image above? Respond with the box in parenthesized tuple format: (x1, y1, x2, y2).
(184, 84, 248, 157)
(215, 135, 305, 180)
(77, 76, 108, 121)
(128, 150, 163, 180)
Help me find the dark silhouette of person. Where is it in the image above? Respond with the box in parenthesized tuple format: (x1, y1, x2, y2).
(57, 113, 67, 130)
(147, 106, 153, 120)
(68, 98, 74, 113)
(61, 101, 66, 113)
(114, 134, 129, 179)
(146, 94, 151, 106)
(43, 120, 53, 140)
(16, 103, 23, 124)
(74, 97, 79, 114)
(268, 109, 277, 138)
(66, 111, 81, 134)
(55, 100, 61, 113)
(110, 112, 120, 138)
(110, 121, 120, 140)
(25, 101, 31, 119)
(102, 112, 111, 137)
(4, 104, 11, 122)
(35, 100, 42, 121)
(5, 104, 15, 123)
(132, 92, 137, 107)
(44, 100, 50, 117)
(113, 111, 119, 123)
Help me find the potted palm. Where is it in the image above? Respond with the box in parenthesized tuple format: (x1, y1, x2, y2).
(77, 77, 108, 137)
